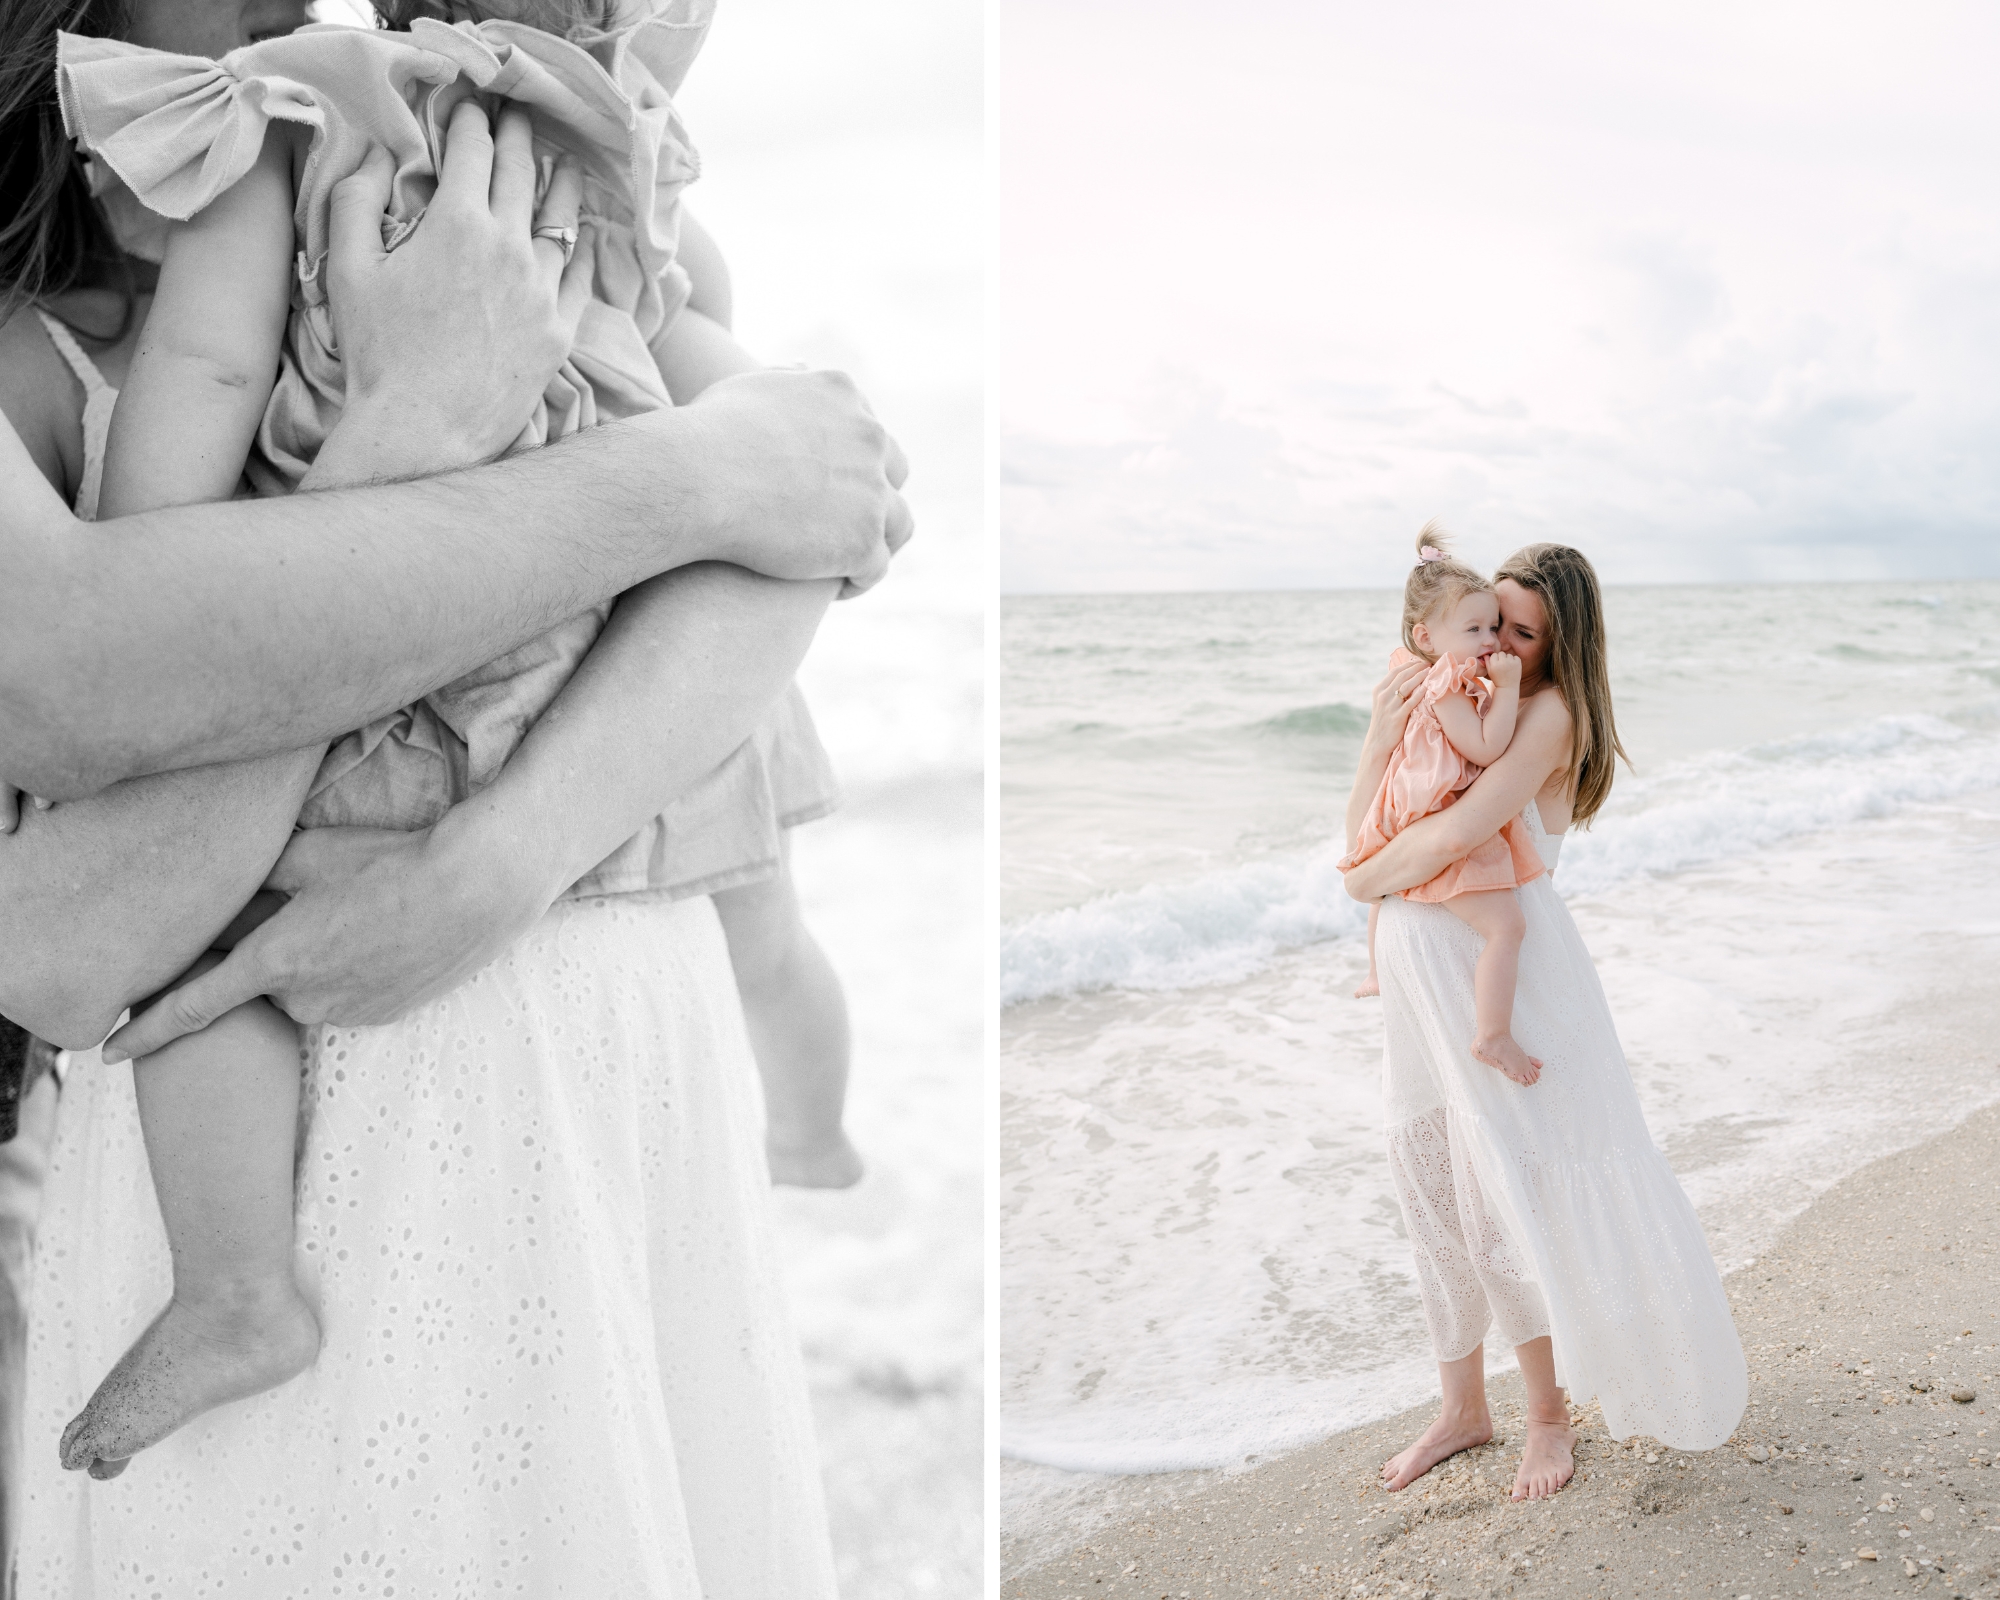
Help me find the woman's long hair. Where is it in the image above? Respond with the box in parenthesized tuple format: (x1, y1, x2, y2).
(0, 0, 133, 328)
(1493, 542, 1629, 827)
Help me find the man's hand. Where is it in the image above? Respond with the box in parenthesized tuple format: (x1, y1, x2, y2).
(1485, 651, 1522, 689)
(683, 368, 914, 596)
(101, 822, 551, 1062)
(311, 102, 595, 486)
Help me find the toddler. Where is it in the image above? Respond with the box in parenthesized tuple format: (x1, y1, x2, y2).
(1338, 527, 1547, 1083)
(53, 0, 860, 1477)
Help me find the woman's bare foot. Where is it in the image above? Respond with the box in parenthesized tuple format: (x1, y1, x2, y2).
(1471, 1033, 1542, 1086)
(1380, 1405, 1493, 1491)
(59, 1281, 320, 1476)
(1511, 1416, 1576, 1499)
(767, 1129, 865, 1190)
(1353, 974, 1380, 998)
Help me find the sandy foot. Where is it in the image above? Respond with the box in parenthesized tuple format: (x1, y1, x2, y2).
(1511, 1418, 1577, 1500)
(1352, 976, 1380, 998)
(768, 1129, 866, 1190)
(1472, 1033, 1543, 1086)
(60, 1285, 320, 1476)
(1381, 1409, 1495, 1492)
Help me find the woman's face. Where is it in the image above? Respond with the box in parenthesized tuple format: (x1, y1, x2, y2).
(124, 0, 315, 56)
(1495, 578, 1552, 689)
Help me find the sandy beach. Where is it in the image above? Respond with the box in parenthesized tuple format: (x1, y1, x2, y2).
(1002, 996, 2000, 1599)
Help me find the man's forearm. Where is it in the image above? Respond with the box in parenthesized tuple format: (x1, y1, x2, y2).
(0, 410, 722, 798)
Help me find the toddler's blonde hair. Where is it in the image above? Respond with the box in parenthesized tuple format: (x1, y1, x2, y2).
(1400, 521, 1491, 660)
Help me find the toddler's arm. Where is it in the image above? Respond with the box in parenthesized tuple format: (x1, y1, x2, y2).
(97, 132, 293, 518)
(1432, 652, 1522, 768)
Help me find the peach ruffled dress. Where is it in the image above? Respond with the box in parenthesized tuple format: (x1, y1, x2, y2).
(1337, 647, 1544, 901)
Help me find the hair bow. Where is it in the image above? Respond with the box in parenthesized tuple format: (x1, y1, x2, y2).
(1419, 546, 1446, 563)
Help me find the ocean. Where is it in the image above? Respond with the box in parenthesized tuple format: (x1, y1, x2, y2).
(675, 3, 984, 1593)
(1000, 580, 2000, 1560)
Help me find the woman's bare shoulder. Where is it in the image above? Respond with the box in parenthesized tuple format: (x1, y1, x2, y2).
(0, 302, 85, 497)
(1517, 683, 1573, 745)
(1518, 686, 1576, 826)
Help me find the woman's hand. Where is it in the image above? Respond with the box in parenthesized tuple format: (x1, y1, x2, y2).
(309, 103, 596, 486)
(102, 820, 553, 1061)
(682, 368, 914, 596)
(1363, 656, 1427, 766)
(1343, 656, 1427, 854)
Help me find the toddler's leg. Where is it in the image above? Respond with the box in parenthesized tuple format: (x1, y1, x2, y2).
(1443, 890, 1542, 1086)
(1353, 901, 1381, 998)
(713, 844, 863, 1190)
(59, 993, 318, 1477)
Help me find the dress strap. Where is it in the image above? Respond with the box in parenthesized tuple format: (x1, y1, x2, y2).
(34, 309, 118, 523)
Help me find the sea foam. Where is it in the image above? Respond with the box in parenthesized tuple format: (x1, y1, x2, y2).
(1001, 707, 2000, 1006)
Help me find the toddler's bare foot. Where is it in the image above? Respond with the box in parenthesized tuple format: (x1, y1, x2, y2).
(1353, 974, 1380, 998)
(1471, 1033, 1542, 1086)
(1511, 1417, 1577, 1500)
(60, 1282, 320, 1477)
(767, 1129, 865, 1190)
(1380, 1406, 1493, 1492)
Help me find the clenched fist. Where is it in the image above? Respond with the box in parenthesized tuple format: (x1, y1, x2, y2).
(681, 368, 914, 597)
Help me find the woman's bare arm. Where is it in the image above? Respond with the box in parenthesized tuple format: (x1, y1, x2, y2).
(103, 280, 849, 1061)
(102, 560, 837, 1063)
(0, 116, 909, 800)
(1342, 690, 1571, 903)
(451, 566, 832, 910)
(0, 762, 317, 1047)
(0, 378, 904, 801)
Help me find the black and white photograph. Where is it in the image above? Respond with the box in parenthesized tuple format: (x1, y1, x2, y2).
(0, 0, 978, 1594)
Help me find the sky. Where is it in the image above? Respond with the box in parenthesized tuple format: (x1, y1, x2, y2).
(674, 0, 984, 624)
(1000, 0, 2000, 592)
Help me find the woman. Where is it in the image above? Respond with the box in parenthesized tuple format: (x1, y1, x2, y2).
(0, 0, 863, 1591)
(1341, 543, 1746, 1502)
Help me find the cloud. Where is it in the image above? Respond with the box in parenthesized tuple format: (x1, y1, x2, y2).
(1000, 0, 2000, 590)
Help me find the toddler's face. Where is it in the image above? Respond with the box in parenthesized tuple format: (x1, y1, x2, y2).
(1417, 591, 1502, 666)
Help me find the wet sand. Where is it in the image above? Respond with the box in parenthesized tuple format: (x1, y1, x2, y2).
(1003, 1079, 2000, 1598)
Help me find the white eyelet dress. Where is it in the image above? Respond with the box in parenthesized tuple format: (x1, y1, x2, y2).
(1377, 801, 1747, 1448)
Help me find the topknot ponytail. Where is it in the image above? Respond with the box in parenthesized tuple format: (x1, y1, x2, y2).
(1399, 520, 1491, 658)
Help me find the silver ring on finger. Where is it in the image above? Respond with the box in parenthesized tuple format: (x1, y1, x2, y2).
(532, 223, 578, 264)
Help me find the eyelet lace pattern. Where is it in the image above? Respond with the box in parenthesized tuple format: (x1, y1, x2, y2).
(1378, 804, 1746, 1448)
(22, 895, 836, 1597)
